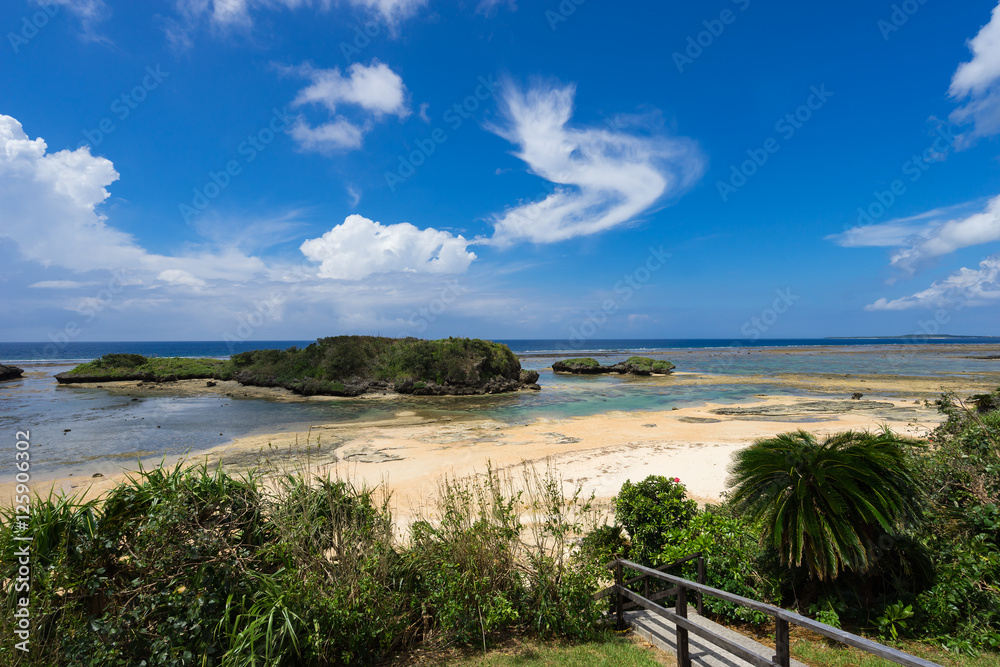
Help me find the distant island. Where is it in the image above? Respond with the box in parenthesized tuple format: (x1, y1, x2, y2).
(824, 334, 1000, 339)
(55, 336, 541, 396)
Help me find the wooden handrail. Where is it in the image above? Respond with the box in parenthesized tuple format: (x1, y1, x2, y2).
(602, 558, 943, 667)
(613, 551, 705, 615)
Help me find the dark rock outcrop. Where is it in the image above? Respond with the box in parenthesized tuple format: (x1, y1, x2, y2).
(552, 356, 675, 376)
(56, 371, 193, 384)
(0, 365, 24, 382)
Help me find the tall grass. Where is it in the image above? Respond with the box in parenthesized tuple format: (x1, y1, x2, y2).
(0, 459, 606, 666)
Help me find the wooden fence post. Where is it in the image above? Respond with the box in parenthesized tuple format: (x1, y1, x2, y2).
(696, 553, 705, 616)
(775, 616, 790, 667)
(676, 586, 690, 667)
(615, 560, 624, 631)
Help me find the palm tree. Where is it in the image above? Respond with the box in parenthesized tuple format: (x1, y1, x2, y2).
(727, 428, 922, 582)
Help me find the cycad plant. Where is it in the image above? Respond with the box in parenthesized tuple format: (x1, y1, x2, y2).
(727, 429, 923, 582)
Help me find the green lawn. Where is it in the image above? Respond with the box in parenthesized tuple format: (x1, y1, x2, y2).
(391, 629, 1000, 667)
(793, 638, 1000, 667)
(391, 632, 672, 666)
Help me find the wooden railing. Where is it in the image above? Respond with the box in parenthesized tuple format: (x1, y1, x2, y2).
(619, 551, 705, 615)
(598, 558, 942, 667)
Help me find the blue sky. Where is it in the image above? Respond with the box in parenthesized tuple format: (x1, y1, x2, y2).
(2, 0, 1000, 343)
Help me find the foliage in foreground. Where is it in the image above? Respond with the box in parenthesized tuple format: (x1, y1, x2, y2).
(727, 428, 924, 583)
(602, 388, 1000, 655)
(0, 462, 603, 666)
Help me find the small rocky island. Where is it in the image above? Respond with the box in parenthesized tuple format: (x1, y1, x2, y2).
(55, 336, 541, 397)
(552, 356, 675, 375)
(0, 364, 24, 382)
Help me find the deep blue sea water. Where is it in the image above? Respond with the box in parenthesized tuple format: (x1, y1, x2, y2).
(1, 338, 998, 479)
(2, 337, 999, 363)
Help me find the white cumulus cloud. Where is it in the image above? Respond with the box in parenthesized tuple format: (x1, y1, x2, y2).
(286, 61, 408, 152)
(949, 2, 1000, 140)
(291, 61, 408, 117)
(487, 81, 704, 246)
(865, 255, 1000, 310)
(0, 114, 267, 283)
(300, 214, 476, 280)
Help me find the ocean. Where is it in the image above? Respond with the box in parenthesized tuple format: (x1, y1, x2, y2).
(2, 337, 1000, 363)
(1, 338, 998, 480)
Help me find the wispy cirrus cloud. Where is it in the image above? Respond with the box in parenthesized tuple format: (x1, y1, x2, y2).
(487, 80, 704, 247)
(164, 0, 425, 49)
(830, 195, 1000, 276)
(33, 0, 110, 41)
(949, 1, 1000, 141)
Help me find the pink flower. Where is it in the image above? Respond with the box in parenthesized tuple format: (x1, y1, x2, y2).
(674, 477, 681, 483)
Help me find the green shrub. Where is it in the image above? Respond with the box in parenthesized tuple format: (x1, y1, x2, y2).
(406, 470, 525, 647)
(579, 525, 629, 566)
(91, 353, 148, 368)
(652, 509, 778, 625)
(614, 475, 697, 565)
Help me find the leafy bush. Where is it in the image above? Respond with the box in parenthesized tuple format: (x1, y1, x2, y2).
(653, 509, 779, 625)
(903, 394, 1000, 651)
(614, 475, 697, 565)
(579, 525, 628, 566)
(406, 471, 525, 647)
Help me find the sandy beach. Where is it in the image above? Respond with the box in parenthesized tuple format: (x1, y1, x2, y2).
(7, 341, 1000, 515)
(5, 380, 960, 515)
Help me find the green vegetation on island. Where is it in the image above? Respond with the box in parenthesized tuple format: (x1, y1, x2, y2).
(55, 337, 541, 396)
(551, 357, 603, 373)
(56, 353, 228, 383)
(552, 356, 674, 375)
(227, 335, 537, 396)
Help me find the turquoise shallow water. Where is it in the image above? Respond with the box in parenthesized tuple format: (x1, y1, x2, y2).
(1, 340, 998, 479)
